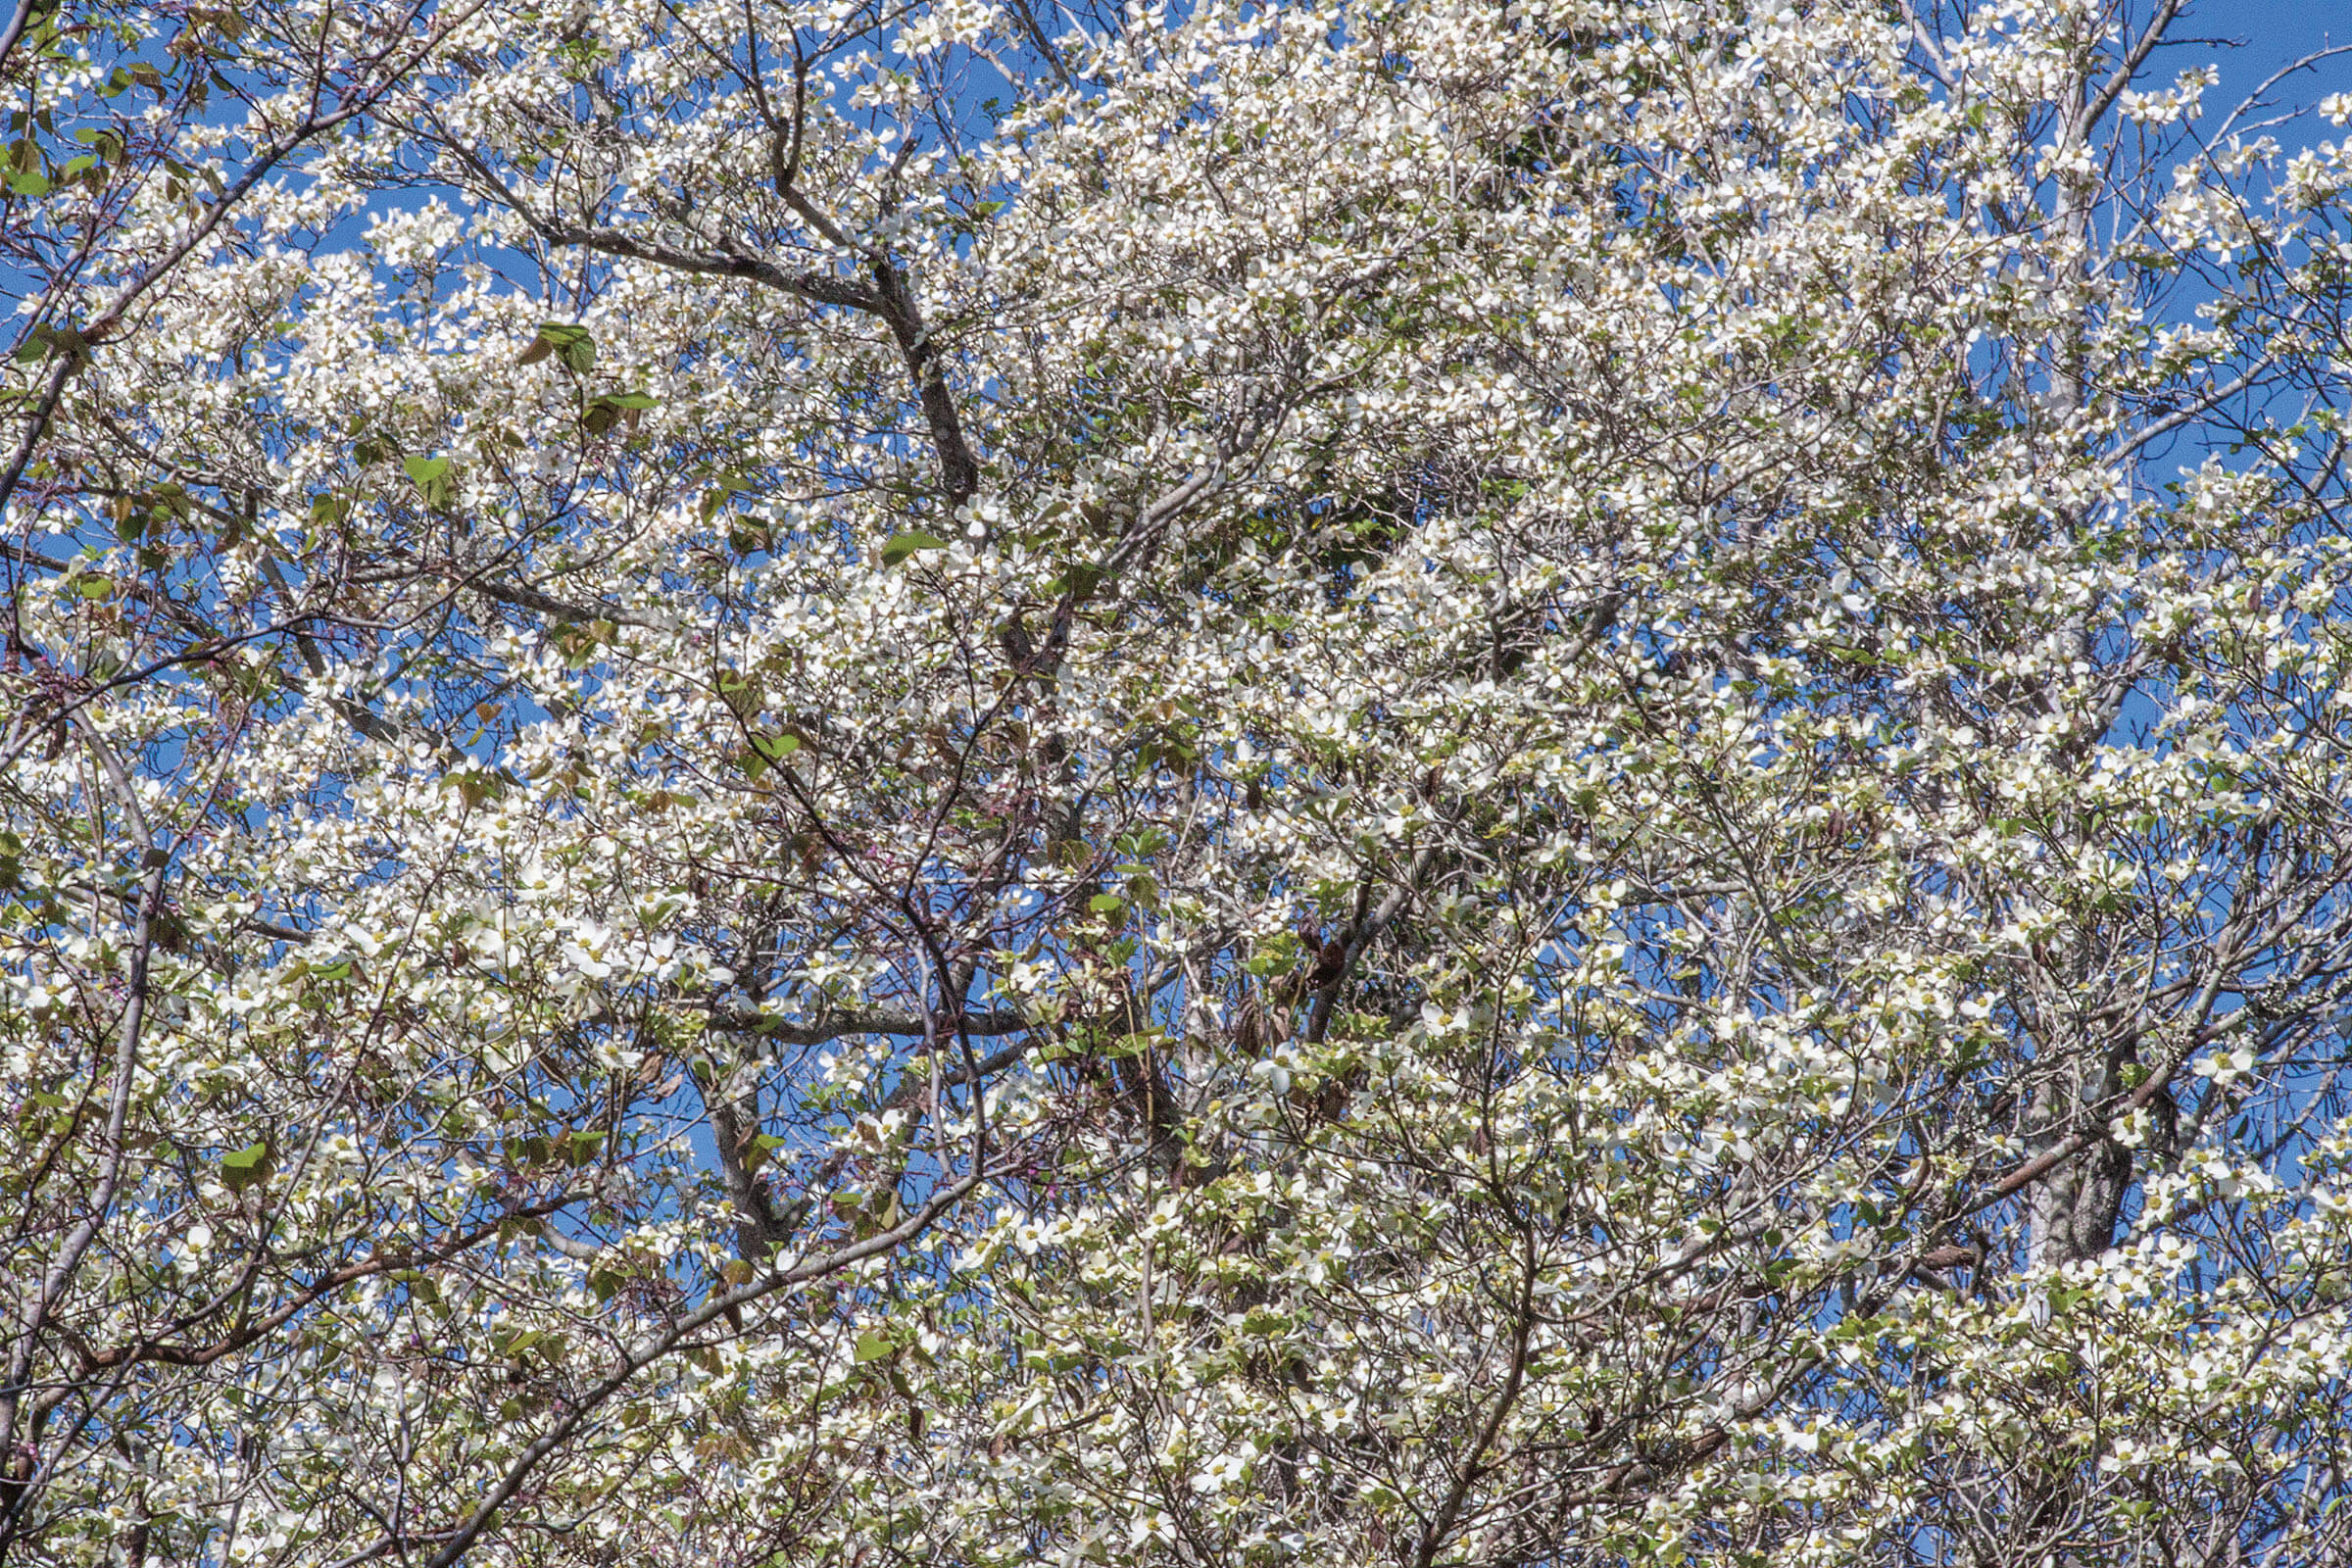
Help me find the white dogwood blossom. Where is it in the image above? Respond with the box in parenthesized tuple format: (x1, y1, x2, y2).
(6, 0, 2352, 1563)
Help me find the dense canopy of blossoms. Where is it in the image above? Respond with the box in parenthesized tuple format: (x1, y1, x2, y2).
(6, 0, 2352, 1563)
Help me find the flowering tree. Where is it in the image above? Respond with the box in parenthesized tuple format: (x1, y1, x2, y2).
(7, 0, 2352, 1561)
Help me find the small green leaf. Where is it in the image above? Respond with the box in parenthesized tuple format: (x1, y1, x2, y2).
(751, 733, 801, 762)
(854, 1329, 896, 1364)
(881, 531, 949, 567)
(74, 575, 112, 600)
(526, 321, 596, 373)
(494, 1326, 542, 1356)
(1047, 561, 1104, 598)
(1089, 893, 1125, 914)
(442, 767, 506, 808)
(583, 390, 657, 437)
(220, 1141, 272, 1193)
(403, 455, 455, 508)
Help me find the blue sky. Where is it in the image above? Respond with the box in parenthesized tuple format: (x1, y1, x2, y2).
(2186, 0, 2348, 111)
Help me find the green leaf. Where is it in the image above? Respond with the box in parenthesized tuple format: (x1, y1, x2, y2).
(583, 389, 658, 437)
(716, 669, 760, 715)
(738, 731, 800, 779)
(1047, 561, 1105, 598)
(220, 1142, 272, 1193)
(1089, 893, 1126, 914)
(15, 321, 90, 368)
(524, 321, 596, 373)
(74, 575, 112, 600)
(442, 767, 507, 808)
(881, 531, 949, 566)
(403, 455, 455, 508)
(854, 1329, 896, 1363)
